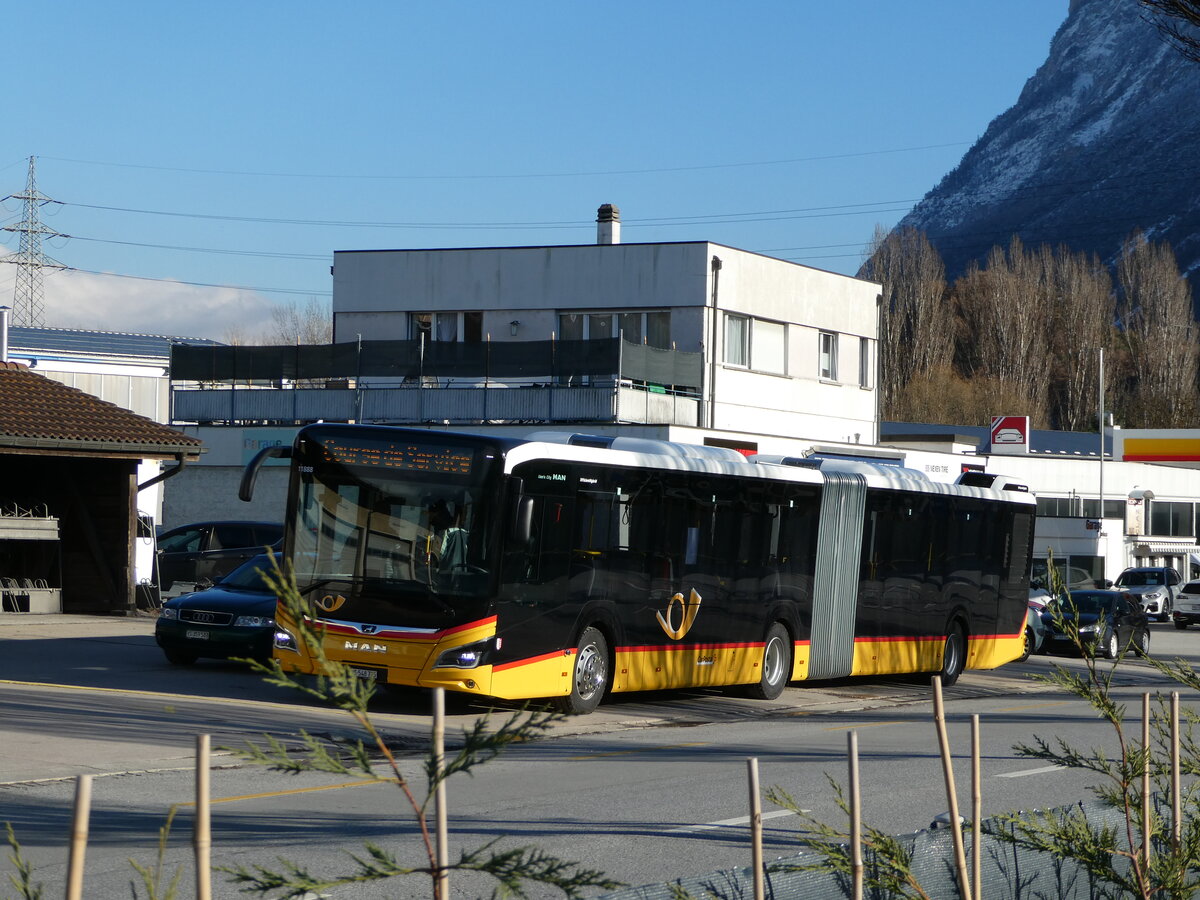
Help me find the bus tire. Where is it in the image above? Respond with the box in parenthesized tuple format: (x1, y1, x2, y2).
(937, 624, 967, 687)
(1016, 627, 1033, 663)
(747, 623, 792, 701)
(555, 627, 609, 715)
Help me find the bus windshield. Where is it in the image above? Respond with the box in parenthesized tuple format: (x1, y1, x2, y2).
(290, 429, 501, 600)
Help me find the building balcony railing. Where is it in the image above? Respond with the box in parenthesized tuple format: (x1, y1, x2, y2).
(170, 382, 701, 427)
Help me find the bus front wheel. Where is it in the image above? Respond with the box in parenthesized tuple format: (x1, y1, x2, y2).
(556, 627, 609, 715)
(937, 624, 967, 687)
(746, 623, 792, 700)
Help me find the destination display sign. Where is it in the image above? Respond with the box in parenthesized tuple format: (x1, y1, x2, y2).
(320, 438, 474, 475)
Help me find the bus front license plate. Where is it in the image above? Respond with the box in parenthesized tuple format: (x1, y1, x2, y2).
(186, 630, 210, 640)
(350, 666, 384, 683)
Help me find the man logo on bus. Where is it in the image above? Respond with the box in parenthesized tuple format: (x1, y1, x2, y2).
(316, 593, 347, 613)
(656, 588, 702, 640)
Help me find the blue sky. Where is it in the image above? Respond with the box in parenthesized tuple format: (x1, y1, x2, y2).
(1, 2, 1069, 340)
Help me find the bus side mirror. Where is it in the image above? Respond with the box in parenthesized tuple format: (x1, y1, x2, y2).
(239, 444, 292, 502)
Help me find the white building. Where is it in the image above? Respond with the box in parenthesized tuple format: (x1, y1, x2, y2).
(329, 205, 880, 444)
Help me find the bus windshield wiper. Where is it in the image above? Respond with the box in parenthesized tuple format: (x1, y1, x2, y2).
(297, 577, 358, 596)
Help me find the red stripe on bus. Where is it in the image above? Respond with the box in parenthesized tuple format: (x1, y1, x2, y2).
(620, 641, 762, 653)
(855, 632, 1016, 644)
(493, 649, 571, 672)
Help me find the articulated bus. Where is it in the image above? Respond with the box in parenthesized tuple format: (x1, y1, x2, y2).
(241, 424, 1036, 714)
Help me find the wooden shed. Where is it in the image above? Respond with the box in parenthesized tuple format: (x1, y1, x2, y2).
(0, 361, 202, 615)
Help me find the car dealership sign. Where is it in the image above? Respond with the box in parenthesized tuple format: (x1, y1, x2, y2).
(989, 415, 1029, 455)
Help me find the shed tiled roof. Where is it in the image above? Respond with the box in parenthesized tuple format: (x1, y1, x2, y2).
(0, 361, 202, 457)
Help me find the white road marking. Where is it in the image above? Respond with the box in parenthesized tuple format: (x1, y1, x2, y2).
(996, 764, 1065, 778)
(666, 809, 802, 834)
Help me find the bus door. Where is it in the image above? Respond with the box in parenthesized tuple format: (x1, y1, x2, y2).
(499, 483, 576, 661)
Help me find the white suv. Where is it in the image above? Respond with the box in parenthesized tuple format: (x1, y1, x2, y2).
(1114, 566, 1182, 622)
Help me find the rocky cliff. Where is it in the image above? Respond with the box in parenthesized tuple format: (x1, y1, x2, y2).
(889, 0, 1200, 287)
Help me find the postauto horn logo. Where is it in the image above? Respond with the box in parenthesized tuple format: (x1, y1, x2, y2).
(656, 588, 702, 640)
(315, 594, 347, 613)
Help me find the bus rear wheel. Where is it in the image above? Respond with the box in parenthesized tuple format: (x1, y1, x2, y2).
(747, 623, 791, 700)
(936, 624, 966, 687)
(555, 627, 609, 715)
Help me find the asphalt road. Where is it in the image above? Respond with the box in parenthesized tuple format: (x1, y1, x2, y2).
(1, 614, 1198, 898)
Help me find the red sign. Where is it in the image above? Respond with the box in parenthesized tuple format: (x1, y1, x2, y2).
(990, 416, 1029, 448)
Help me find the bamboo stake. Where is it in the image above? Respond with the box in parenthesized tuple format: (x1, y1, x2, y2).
(195, 734, 212, 900)
(971, 714, 981, 900)
(432, 687, 449, 900)
(747, 758, 764, 900)
(65, 774, 92, 900)
(1142, 692, 1151, 874)
(1172, 691, 1181, 852)
(932, 676, 972, 900)
(848, 732, 863, 900)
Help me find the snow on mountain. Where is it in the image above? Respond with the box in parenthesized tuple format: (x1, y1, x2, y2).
(888, 0, 1200, 284)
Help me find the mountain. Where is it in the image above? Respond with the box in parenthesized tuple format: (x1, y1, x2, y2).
(889, 0, 1200, 287)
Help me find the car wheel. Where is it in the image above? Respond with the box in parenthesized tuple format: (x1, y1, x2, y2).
(1159, 600, 1172, 623)
(1135, 629, 1150, 658)
(747, 623, 792, 700)
(554, 627, 609, 715)
(164, 648, 198, 666)
(1017, 627, 1033, 663)
(1102, 629, 1120, 660)
(937, 624, 967, 686)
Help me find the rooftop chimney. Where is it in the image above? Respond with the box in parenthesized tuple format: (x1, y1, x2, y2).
(596, 203, 620, 245)
(0, 306, 9, 363)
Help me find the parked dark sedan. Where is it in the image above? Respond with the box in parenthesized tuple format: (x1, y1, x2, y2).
(156, 520, 283, 598)
(1039, 589, 1149, 659)
(155, 553, 279, 665)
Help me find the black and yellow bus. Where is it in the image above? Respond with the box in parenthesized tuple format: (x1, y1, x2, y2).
(244, 424, 1035, 714)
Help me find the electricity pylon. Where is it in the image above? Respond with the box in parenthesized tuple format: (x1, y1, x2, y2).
(2, 156, 66, 327)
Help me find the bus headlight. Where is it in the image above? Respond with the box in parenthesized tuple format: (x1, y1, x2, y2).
(274, 627, 299, 653)
(434, 640, 492, 670)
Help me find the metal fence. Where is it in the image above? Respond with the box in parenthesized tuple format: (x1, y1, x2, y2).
(170, 337, 702, 389)
(597, 800, 1139, 899)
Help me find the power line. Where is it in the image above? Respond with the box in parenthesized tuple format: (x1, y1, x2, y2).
(68, 234, 330, 261)
(40, 142, 972, 181)
(64, 267, 330, 297)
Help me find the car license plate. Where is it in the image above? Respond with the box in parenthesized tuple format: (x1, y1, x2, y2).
(349, 666, 383, 682)
(185, 629, 210, 640)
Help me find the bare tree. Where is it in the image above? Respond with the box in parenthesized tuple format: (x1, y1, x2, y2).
(1140, 0, 1200, 62)
(1046, 245, 1117, 431)
(859, 226, 952, 420)
(1115, 231, 1199, 426)
(952, 236, 1054, 426)
(260, 296, 333, 345)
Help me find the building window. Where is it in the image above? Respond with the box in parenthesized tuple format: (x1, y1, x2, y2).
(559, 310, 670, 347)
(1079, 498, 1126, 519)
(724, 315, 749, 367)
(723, 314, 786, 374)
(409, 312, 482, 342)
(755, 320, 786, 374)
(819, 331, 838, 381)
(859, 336, 870, 388)
(1148, 500, 1195, 537)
